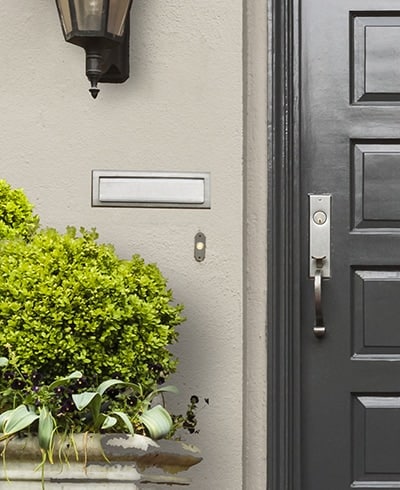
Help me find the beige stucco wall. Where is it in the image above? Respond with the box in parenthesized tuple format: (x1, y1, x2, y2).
(0, 1, 267, 488)
(243, 0, 268, 487)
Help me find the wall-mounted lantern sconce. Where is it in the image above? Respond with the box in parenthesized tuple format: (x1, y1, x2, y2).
(55, 0, 133, 99)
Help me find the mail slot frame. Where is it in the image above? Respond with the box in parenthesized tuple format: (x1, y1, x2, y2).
(92, 170, 211, 209)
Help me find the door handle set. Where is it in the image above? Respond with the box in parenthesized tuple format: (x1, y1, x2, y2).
(309, 195, 331, 338)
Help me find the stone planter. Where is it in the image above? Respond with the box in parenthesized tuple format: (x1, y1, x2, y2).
(0, 433, 202, 489)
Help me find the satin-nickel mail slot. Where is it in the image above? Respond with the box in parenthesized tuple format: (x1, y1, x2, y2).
(92, 171, 211, 208)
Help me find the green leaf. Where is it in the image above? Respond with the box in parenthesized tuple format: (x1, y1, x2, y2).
(0, 357, 9, 367)
(96, 379, 126, 396)
(72, 392, 98, 411)
(101, 415, 117, 430)
(48, 371, 83, 390)
(145, 384, 179, 404)
(112, 411, 135, 436)
(38, 407, 56, 463)
(152, 385, 179, 395)
(0, 409, 15, 431)
(1, 405, 39, 439)
(140, 405, 173, 440)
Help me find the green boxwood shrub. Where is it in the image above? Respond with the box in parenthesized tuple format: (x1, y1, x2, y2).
(0, 180, 200, 454)
(0, 179, 39, 241)
(0, 188, 184, 392)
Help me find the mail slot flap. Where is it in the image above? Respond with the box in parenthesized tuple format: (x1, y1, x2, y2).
(92, 171, 211, 209)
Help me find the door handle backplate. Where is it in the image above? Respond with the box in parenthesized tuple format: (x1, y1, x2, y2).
(309, 194, 331, 278)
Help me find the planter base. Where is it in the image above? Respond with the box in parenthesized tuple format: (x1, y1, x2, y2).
(0, 434, 202, 489)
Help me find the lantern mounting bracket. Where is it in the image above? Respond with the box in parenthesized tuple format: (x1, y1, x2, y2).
(98, 21, 130, 84)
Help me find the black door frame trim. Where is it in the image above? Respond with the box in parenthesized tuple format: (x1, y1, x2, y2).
(267, 0, 301, 489)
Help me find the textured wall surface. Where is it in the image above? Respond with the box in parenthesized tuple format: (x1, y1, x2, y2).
(243, 0, 268, 487)
(0, 1, 267, 488)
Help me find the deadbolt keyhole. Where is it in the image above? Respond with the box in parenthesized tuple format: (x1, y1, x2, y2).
(313, 211, 327, 225)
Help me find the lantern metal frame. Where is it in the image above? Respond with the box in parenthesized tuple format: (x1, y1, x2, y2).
(55, 0, 133, 98)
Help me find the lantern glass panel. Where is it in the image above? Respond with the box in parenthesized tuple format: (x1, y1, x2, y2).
(56, 0, 73, 36)
(74, 0, 105, 31)
(107, 0, 131, 37)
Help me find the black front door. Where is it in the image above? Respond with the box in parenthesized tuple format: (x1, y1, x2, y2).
(300, 1, 400, 488)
